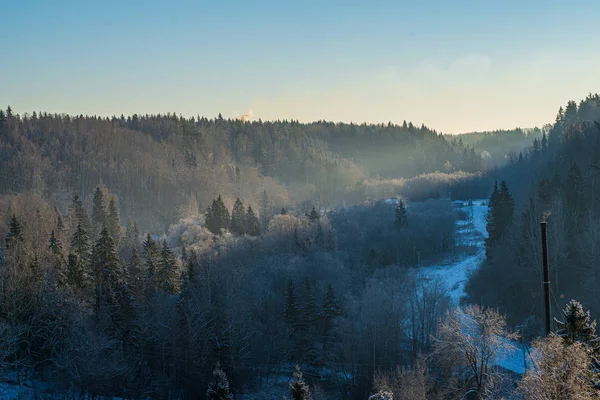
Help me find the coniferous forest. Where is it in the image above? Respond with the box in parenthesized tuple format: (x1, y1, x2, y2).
(3, 93, 600, 399)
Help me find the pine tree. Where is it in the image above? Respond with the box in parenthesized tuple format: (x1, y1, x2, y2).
(205, 195, 231, 235)
(541, 132, 548, 151)
(142, 233, 160, 288)
(186, 249, 197, 282)
(485, 180, 514, 260)
(556, 300, 598, 349)
(67, 253, 86, 288)
(289, 365, 312, 400)
(230, 197, 246, 235)
(91, 186, 107, 237)
(70, 222, 91, 267)
(245, 206, 260, 236)
(205, 203, 216, 234)
(308, 207, 320, 222)
(394, 199, 408, 229)
(157, 240, 178, 294)
(5, 214, 23, 250)
(107, 197, 121, 246)
(69, 193, 90, 234)
(49, 229, 63, 256)
(91, 226, 121, 314)
(206, 363, 234, 400)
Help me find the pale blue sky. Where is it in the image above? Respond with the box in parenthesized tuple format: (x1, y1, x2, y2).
(2, 0, 599, 132)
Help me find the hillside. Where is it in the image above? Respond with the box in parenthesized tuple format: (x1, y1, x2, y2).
(0, 110, 483, 231)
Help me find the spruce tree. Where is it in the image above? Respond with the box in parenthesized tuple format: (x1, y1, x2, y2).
(230, 197, 246, 235)
(91, 186, 107, 237)
(70, 223, 91, 266)
(5, 214, 23, 250)
(107, 197, 121, 246)
(49, 229, 63, 255)
(69, 193, 90, 234)
(186, 249, 197, 282)
(485, 180, 514, 259)
(214, 195, 230, 232)
(394, 200, 408, 229)
(142, 233, 160, 289)
(206, 195, 231, 235)
(91, 226, 121, 314)
(157, 240, 178, 294)
(556, 300, 598, 347)
(289, 365, 312, 400)
(541, 132, 548, 151)
(67, 253, 86, 288)
(245, 206, 260, 236)
(205, 203, 216, 234)
(206, 363, 234, 400)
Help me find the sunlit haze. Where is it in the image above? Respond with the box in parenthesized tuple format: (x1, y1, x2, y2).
(2, 0, 599, 133)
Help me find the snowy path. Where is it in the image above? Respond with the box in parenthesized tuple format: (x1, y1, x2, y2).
(420, 200, 527, 375)
(423, 200, 488, 304)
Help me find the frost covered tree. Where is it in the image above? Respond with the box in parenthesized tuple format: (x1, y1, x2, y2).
(368, 392, 393, 400)
(206, 362, 233, 400)
(433, 305, 518, 399)
(555, 299, 598, 346)
(519, 336, 598, 400)
(289, 365, 312, 400)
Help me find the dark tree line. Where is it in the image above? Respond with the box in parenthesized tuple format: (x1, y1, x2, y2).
(466, 93, 600, 332)
(0, 107, 484, 233)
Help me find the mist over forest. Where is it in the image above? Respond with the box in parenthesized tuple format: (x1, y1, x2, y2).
(2, 93, 600, 399)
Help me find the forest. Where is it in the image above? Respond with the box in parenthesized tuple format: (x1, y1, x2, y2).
(1, 94, 600, 399)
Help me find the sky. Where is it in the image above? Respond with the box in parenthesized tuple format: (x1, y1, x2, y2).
(2, 0, 600, 133)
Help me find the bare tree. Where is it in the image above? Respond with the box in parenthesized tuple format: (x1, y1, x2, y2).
(519, 336, 598, 400)
(433, 305, 518, 399)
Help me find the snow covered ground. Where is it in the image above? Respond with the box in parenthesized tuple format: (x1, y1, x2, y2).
(420, 200, 527, 375)
(422, 200, 488, 303)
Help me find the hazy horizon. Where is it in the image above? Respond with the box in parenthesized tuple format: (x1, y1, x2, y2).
(3, 0, 599, 133)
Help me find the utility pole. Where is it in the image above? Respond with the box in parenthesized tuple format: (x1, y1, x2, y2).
(541, 221, 551, 336)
